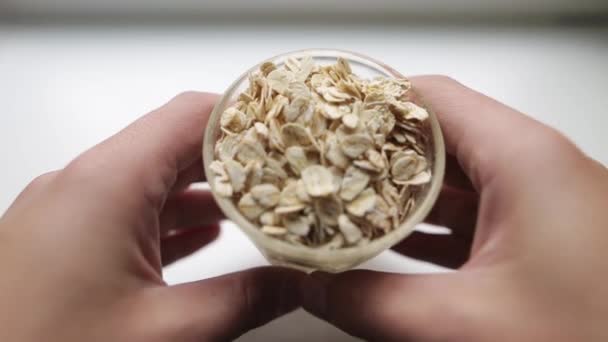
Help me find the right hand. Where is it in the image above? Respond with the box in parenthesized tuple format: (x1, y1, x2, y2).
(299, 76, 608, 341)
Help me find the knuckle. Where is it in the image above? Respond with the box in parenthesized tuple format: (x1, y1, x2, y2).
(173, 90, 201, 101)
(540, 126, 573, 147)
(170, 91, 219, 118)
(500, 122, 577, 166)
(433, 74, 458, 83)
(60, 154, 106, 191)
(26, 170, 59, 191)
(528, 125, 579, 160)
(172, 91, 217, 105)
(63, 155, 93, 180)
(426, 74, 462, 87)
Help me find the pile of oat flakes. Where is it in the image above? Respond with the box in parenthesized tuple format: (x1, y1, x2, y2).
(210, 56, 432, 248)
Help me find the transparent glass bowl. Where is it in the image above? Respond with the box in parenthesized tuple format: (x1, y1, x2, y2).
(203, 49, 445, 272)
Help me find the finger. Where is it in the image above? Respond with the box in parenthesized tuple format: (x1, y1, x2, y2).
(2, 171, 60, 218)
(444, 153, 475, 192)
(398, 185, 476, 268)
(391, 231, 471, 269)
(154, 267, 305, 341)
(65, 92, 218, 211)
(301, 270, 471, 341)
(411, 76, 561, 191)
(424, 185, 478, 237)
(170, 157, 204, 194)
(161, 224, 220, 266)
(159, 189, 224, 234)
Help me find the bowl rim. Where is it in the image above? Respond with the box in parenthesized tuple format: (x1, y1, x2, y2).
(203, 48, 445, 268)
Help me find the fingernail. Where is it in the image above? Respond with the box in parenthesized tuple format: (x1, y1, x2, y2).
(300, 271, 332, 316)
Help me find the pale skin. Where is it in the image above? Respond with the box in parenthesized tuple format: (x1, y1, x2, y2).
(0, 93, 304, 341)
(300, 76, 608, 341)
(0, 76, 606, 341)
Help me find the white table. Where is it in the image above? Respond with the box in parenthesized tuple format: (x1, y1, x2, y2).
(1, 22, 606, 341)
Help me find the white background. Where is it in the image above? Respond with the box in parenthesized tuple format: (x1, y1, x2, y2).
(1, 11, 607, 342)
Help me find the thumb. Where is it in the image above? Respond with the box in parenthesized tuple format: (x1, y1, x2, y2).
(301, 270, 475, 341)
(412, 75, 574, 191)
(152, 267, 305, 341)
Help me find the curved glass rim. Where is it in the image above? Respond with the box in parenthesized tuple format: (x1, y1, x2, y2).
(203, 48, 445, 270)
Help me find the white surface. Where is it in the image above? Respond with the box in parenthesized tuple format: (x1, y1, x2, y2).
(1, 23, 607, 340)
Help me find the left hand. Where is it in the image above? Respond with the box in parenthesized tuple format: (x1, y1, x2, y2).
(0, 92, 303, 342)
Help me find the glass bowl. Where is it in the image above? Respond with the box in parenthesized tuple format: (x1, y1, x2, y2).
(203, 49, 445, 273)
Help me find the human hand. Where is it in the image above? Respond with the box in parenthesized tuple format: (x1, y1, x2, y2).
(0, 92, 302, 341)
(300, 76, 608, 341)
